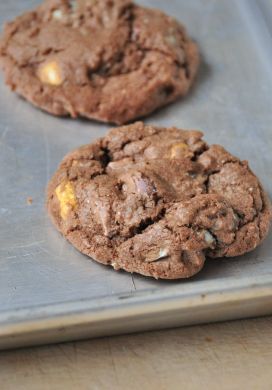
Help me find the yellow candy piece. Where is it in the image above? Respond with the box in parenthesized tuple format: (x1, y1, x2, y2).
(170, 142, 188, 159)
(55, 181, 77, 220)
(38, 61, 63, 86)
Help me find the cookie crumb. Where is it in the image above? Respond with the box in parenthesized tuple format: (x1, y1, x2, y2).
(205, 337, 213, 342)
(27, 197, 33, 205)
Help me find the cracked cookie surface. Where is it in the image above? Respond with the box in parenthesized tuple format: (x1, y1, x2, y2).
(47, 122, 272, 279)
(0, 0, 199, 124)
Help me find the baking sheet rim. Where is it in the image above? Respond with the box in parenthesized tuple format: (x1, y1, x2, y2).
(1, 281, 271, 349)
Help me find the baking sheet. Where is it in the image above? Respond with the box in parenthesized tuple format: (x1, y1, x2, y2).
(0, 0, 272, 350)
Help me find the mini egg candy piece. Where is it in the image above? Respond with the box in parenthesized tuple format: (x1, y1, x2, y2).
(55, 181, 77, 220)
(170, 142, 189, 159)
(38, 61, 64, 86)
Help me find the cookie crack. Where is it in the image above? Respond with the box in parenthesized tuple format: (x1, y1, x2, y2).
(221, 212, 261, 257)
(256, 183, 269, 241)
(90, 5, 191, 84)
(197, 155, 238, 173)
(206, 161, 264, 229)
(130, 6, 189, 69)
(100, 146, 112, 168)
(104, 126, 162, 160)
(128, 207, 166, 238)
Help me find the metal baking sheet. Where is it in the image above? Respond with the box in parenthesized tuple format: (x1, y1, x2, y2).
(0, 0, 272, 350)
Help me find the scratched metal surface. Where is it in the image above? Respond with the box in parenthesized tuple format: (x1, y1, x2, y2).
(0, 0, 272, 349)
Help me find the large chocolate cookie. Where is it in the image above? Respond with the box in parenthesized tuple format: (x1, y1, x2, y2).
(0, 0, 199, 124)
(47, 122, 272, 279)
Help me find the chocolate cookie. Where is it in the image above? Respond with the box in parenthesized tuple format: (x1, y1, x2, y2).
(0, 0, 199, 124)
(47, 122, 272, 279)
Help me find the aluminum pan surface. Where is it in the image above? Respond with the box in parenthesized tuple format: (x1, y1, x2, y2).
(0, 0, 271, 348)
